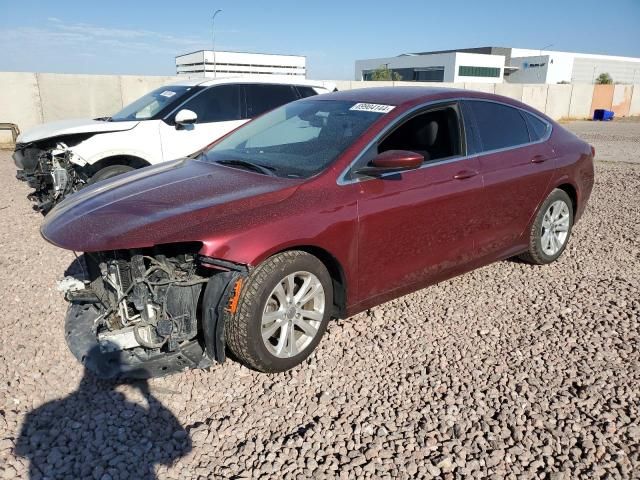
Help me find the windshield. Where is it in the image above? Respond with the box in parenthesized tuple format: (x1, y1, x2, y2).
(110, 85, 194, 121)
(201, 100, 391, 178)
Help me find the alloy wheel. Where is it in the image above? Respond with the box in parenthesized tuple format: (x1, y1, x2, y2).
(541, 200, 570, 256)
(261, 271, 325, 358)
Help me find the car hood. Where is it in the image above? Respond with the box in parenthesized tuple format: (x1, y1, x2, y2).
(41, 159, 301, 252)
(17, 118, 139, 144)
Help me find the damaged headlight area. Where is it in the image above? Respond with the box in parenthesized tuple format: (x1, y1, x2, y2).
(14, 139, 89, 214)
(60, 244, 247, 378)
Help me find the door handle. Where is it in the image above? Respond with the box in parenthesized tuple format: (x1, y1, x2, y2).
(531, 155, 547, 164)
(453, 169, 478, 180)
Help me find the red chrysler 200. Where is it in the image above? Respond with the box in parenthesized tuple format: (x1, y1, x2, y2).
(42, 87, 594, 377)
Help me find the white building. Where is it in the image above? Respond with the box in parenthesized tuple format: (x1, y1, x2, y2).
(355, 47, 640, 84)
(355, 51, 505, 84)
(176, 50, 306, 80)
(505, 48, 640, 84)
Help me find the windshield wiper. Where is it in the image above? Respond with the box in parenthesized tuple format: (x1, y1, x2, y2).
(215, 159, 276, 176)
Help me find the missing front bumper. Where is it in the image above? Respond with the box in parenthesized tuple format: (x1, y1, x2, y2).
(65, 304, 212, 379)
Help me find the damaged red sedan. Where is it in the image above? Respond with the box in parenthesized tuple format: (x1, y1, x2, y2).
(42, 87, 594, 377)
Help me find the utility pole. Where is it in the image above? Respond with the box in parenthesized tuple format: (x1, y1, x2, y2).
(212, 9, 223, 78)
(538, 43, 554, 83)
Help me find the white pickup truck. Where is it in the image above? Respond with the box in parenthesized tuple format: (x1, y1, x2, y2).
(14, 77, 333, 213)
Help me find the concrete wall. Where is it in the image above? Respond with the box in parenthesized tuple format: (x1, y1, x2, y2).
(630, 85, 640, 116)
(0, 72, 43, 130)
(0, 72, 181, 140)
(611, 84, 633, 117)
(590, 85, 615, 117)
(569, 84, 595, 119)
(1, 72, 639, 148)
(37, 73, 124, 123)
(545, 84, 572, 120)
(522, 85, 548, 112)
(120, 75, 180, 106)
(494, 84, 523, 101)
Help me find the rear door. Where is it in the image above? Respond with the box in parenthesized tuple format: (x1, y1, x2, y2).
(243, 84, 300, 118)
(159, 84, 246, 160)
(462, 100, 555, 259)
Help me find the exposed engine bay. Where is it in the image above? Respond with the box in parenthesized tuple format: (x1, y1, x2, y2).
(14, 140, 89, 213)
(59, 246, 246, 378)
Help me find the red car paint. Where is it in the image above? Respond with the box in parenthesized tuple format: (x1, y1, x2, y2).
(41, 88, 594, 318)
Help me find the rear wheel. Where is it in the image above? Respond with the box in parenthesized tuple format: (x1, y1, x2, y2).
(89, 164, 135, 184)
(226, 251, 332, 372)
(519, 188, 573, 265)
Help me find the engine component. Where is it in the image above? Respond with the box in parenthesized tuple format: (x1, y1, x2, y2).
(15, 142, 88, 214)
(85, 252, 207, 354)
(62, 250, 250, 378)
(57, 276, 86, 293)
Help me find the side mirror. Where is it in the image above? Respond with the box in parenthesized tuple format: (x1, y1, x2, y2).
(354, 150, 423, 177)
(174, 109, 197, 127)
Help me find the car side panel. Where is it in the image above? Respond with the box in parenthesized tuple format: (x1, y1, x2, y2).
(473, 142, 556, 259)
(198, 182, 361, 305)
(355, 156, 483, 303)
(546, 126, 595, 223)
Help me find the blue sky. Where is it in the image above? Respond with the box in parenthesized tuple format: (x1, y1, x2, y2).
(1, 0, 639, 79)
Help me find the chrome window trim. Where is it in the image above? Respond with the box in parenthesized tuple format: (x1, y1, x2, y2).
(336, 96, 553, 186)
(163, 82, 304, 124)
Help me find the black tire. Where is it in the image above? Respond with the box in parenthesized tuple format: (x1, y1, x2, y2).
(226, 251, 333, 373)
(89, 164, 135, 185)
(519, 188, 574, 265)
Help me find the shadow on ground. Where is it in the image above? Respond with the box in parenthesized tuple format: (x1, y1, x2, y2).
(14, 350, 191, 480)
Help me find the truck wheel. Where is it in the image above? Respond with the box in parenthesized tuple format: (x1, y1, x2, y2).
(226, 251, 333, 373)
(89, 165, 135, 184)
(519, 188, 574, 265)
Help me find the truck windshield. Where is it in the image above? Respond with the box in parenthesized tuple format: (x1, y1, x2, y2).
(202, 100, 391, 179)
(110, 85, 194, 121)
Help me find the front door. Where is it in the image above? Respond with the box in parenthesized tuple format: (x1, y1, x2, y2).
(354, 103, 484, 304)
(159, 84, 247, 161)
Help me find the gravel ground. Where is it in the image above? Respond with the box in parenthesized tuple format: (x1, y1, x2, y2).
(1, 119, 639, 479)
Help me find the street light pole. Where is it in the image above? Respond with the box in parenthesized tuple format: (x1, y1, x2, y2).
(212, 9, 222, 78)
(538, 43, 554, 83)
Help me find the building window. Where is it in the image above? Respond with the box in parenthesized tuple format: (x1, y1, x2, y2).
(413, 67, 445, 82)
(458, 66, 501, 78)
(362, 66, 445, 82)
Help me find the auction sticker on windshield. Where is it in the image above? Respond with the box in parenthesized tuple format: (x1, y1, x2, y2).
(349, 103, 396, 114)
(160, 90, 177, 98)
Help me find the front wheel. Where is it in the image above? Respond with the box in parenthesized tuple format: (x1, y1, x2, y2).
(89, 164, 135, 185)
(519, 188, 574, 265)
(226, 251, 333, 372)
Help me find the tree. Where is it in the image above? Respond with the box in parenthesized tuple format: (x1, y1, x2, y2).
(369, 65, 402, 81)
(595, 72, 613, 85)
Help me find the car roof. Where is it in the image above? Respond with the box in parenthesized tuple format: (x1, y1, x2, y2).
(309, 86, 546, 117)
(312, 86, 468, 106)
(167, 76, 332, 89)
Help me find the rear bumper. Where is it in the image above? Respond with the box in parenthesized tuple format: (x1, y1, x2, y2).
(65, 304, 212, 379)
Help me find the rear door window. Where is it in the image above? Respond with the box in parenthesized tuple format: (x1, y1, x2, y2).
(467, 101, 530, 152)
(522, 111, 549, 141)
(181, 85, 242, 123)
(244, 84, 298, 118)
(296, 86, 318, 98)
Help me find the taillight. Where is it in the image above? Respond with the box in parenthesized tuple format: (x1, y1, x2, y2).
(590, 145, 596, 158)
